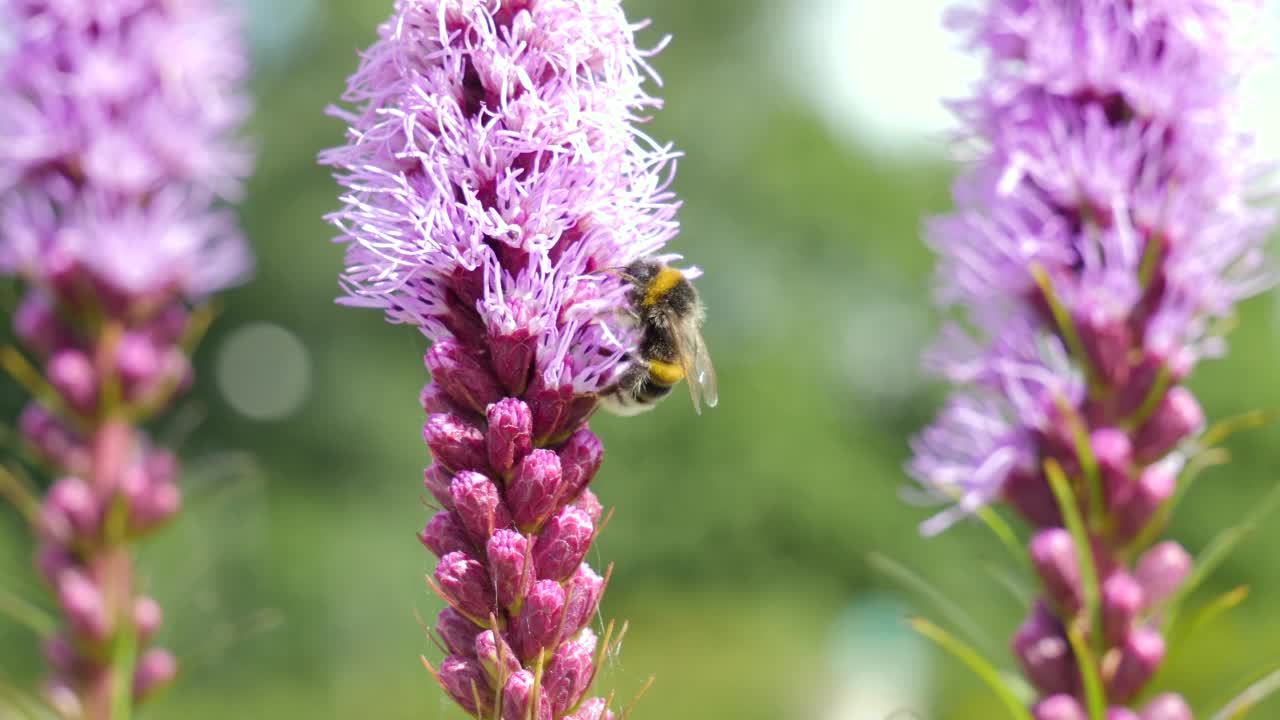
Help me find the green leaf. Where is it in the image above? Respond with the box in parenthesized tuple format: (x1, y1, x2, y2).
(869, 552, 1002, 661)
(1170, 585, 1249, 654)
(1211, 665, 1280, 720)
(973, 504, 1032, 576)
(908, 617, 1033, 720)
(0, 588, 57, 637)
(1045, 460, 1106, 720)
(1162, 481, 1280, 636)
(1127, 447, 1229, 555)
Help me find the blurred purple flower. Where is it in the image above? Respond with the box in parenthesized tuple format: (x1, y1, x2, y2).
(909, 0, 1272, 712)
(0, 1, 253, 716)
(322, 1, 677, 716)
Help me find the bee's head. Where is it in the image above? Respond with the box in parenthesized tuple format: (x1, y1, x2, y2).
(622, 259, 663, 287)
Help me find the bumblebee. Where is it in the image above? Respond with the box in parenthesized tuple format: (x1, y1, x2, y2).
(599, 259, 718, 416)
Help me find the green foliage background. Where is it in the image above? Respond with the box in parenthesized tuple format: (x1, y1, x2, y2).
(2, 1, 1279, 718)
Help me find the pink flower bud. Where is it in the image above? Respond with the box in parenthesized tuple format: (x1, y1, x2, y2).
(1132, 387, 1202, 463)
(424, 413, 489, 473)
(133, 648, 177, 701)
(1032, 694, 1087, 720)
(1113, 462, 1176, 544)
(535, 506, 594, 582)
(488, 327, 536, 395)
(1108, 709, 1140, 720)
(527, 378, 574, 441)
(439, 654, 494, 716)
(451, 471, 513, 543)
(1106, 626, 1164, 703)
(487, 529, 534, 609)
(1140, 693, 1192, 720)
(58, 569, 110, 642)
(423, 463, 454, 509)
(508, 449, 563, 530)
(14, 291, 64, 356)
(1030, 528, 1082, 614)
(563, 564, 604, 636)
(115, 331, 162, 396)
(565, 698, 615, 720)
(1116, 349, 1191, 419)
(48, 349, 97, 413)
(42, 635, 78, 674)
(436, 607, 481, 658)
(514, 579, 567, 661)
(1101, 572, 1144, 648)
(45, 676, 83, 719)
(420, 511, 474, 558)
(35, 544, 72, 586)
(425, 337, 503, 414)
(571, 488, 604, 524)
(487, 398, 533, 475)
(558, 428, 604, 498)
(134, 596, 163, 643)
(42, 476, 99, 541)
(420, 382, 469, 417)
(146, 305, 190, 345)
(502, 670, 551, 720)
(1002, 467, 1060, 527)
(1091, 428, 1134, 509)
(476, 629, 520, 681)
(1075, 302, 1132, 388)
(543, 630, 597, 715)
(435, 551, 495, 620)
(1012, 601, 1076, 697)
(121, 464, 181, 533)
(1134, 541, 1192, 607)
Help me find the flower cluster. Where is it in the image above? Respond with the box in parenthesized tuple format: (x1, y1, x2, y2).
(321, 1, 679, 717)
(910, 1, 1272, 716)
(0, 0, 251, 716)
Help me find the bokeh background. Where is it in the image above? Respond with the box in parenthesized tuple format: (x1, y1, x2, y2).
(4, 1, 1280, 718)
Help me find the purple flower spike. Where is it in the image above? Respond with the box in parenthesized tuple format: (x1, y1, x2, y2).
(543, 630, 598, 716)
(1106, 627, 1165, 703)
(1003, 468, 1060, 528)
(1091, 428, 1134, 509)
(1134, 541, 1193, 607)
(436, 607, 482, 659)
(514, 579, 568, 662)
(534, 505, 595, 582)
(435, 551, 496, 621)
(503, 670, 552, 720)
(439, 655, 494, 717)
(1029, 529, 1082, 613)
(420, 511, 475, 559)
(488, 529, 535, 610)
(509, 449, 564, 531)
(41, 477, 99, 542)
(47, 350, 97, 414)
(1013, 601, 1076, 697)
(1141, 693, 1193, 720)
(324, 0, 680, 711)
(1032, 695, 1087, 720)
(451, 472, 514, 545)
(1101, 573, 1144, 648)
(487, 398, 534, 477)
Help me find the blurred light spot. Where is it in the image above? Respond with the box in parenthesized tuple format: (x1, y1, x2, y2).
(217, 323, 312, 421)
(819, 593, 930, 720)
(235, 0, 318, 68)
(775, 0, 978, 155)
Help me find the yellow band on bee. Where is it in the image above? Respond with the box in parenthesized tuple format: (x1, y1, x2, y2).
(641, 267, 683, 307)
(647, 358, 684, 385)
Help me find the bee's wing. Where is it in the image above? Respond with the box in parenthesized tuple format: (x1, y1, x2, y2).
(666, 310, 718, 415)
